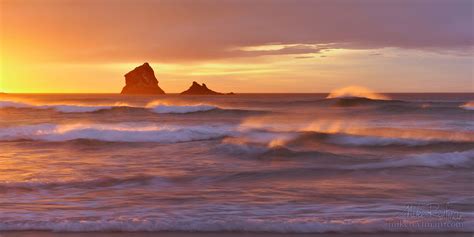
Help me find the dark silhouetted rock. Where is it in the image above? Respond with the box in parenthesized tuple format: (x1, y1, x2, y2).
(180, 81, 225, 95)
(121, 63, 165, 95)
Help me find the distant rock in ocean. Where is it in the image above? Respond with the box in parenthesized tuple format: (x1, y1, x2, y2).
(181, 81, 232, 95)
(121, 63, 165, 95)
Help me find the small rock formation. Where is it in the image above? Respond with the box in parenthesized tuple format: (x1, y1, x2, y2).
(181, 81, 231, 95)
(121, 63, 165, 95)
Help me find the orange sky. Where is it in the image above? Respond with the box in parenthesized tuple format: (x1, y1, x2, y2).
(1, 0, 473, 93)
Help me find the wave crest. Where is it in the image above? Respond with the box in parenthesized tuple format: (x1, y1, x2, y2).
(0, 99, 222, 114)
(460, 101, 474, 110)
(0, 100, 117, 113)
(326, 86, 389, 100)
(148, 102, 218, 113)
(0, 123, 233, 143)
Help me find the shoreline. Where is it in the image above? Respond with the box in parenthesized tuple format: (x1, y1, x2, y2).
(0, 232, 472, 237)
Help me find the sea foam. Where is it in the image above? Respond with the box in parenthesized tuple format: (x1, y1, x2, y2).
(0, 100, 114, 113)
(460, 101, 474, 110)
(149, 104, 218, 114)
(0, 99, 221, 114)
(326, 86, 389, 100)
(0, 123, 234, 142)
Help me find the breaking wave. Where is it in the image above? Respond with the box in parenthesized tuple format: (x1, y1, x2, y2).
(0, 123, 234, 143)
(220, 137, 474, 169)
(148, 103, 218, 113)
(45, 104, 114, 113)
(0, 100, 224, 114)
(460, 101, 474, 110)
(326, 86, 389, 100)
(0, 100, 118, 113)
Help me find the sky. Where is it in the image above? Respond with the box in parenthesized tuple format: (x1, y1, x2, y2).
(0, 0, 473, 93)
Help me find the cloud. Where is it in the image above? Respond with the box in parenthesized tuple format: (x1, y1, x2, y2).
(294, 56, 315, 59)
(2, 0, 473, 63)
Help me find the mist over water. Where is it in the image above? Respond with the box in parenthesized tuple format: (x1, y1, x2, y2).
(326, 86, 389, 100)
(0, 93, 473, 233)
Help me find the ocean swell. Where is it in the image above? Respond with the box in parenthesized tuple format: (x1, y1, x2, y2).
(0, 175, 170, 192)
(349, 150, 474, 169)
(0, 123, 234, 143)
(0, 100, 223, 114)
(0, 100, 117, 113)
(460, 101, 474, 110)
(149, 104, 218, 114)
(326, 86, 389, 100)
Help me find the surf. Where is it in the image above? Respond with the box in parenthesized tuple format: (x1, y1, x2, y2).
(0, 123, 234, 143)
(0, 99, 225, 114)
(326, 86, 389, 100)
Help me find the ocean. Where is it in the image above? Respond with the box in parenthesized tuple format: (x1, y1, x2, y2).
(0, 93, 473, 234)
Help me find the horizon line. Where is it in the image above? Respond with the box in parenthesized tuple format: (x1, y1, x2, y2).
(2, 92, 473, 95)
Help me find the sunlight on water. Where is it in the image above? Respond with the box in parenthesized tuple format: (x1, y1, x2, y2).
(0, 93, 472, 233)
(461, 101, 474, 110)
(326, 86, 389, 100)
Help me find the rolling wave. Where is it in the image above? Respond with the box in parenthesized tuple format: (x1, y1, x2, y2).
(3, 120, 469, 147)
(215, 150, 474, 181)
(328, 97, 400, 107)
(461, 101, 474, 110)
(350, 150, 474, 169)
(0, 100, 227, 114)
(0, 123, 234, 142)
(0, 175, 169, 192)
(45, 104, 114, 113)
(0, 100, 120, 113)
(221, 139, 474, 169)
(321, 133, 470, 146)
(149, 104, 218, 113)
(326, 86, 389, 100)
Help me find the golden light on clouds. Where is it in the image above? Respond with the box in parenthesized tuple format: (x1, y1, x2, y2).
(1, 46, 472, 93)
(0, 0, 472, 93)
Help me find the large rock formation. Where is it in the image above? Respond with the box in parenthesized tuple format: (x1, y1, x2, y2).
(181, 81, 229, 95)
(121, 63, 165, 94)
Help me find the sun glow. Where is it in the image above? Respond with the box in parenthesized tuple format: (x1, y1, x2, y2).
(326, 86, 389, 100)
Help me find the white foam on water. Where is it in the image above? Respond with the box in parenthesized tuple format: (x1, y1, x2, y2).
(41, 104, 114, 113)
(326, 86, 389, 100)
(460, 101, 474, 110)
(0, 100, 115, 113)
(150, 104, 218, 114)
(0, 101, 32, 108)
(0, 123, 234, 143)
(1, 99, 222, 114)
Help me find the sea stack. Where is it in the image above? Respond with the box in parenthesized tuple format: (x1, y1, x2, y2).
(181, 81, 231, 95)
(120, 63, 165, 95)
